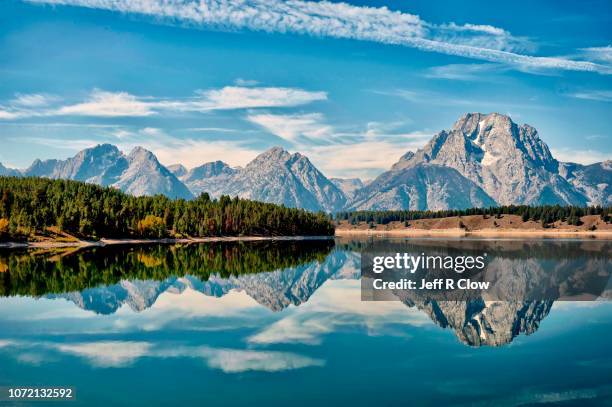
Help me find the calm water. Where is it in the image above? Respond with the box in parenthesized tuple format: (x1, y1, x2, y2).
(0, 239, 611, 406)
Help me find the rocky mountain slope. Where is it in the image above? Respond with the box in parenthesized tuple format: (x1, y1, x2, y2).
(330, 178, 364, 200)
(113, 147, 193, 199)
(349, 113, 608, 210)
(178, 160, 237, 197)
(349, 163, 496, 210)
(20, 144, 193, 199)
(559, 160, 612, 206)
(3, 113, 609, 210)
(190, 147, 347, 212)
(0, 162, 20, 176)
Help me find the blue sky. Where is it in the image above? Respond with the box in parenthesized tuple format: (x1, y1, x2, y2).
(0, 0, 611, 178)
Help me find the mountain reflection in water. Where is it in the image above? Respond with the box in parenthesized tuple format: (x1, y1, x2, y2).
(1, 239, 609, 347)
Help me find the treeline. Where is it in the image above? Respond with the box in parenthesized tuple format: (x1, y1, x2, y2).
(0, 240, 334, 297)
(335, 205, 611, 226)
(0, 176, 334, 241)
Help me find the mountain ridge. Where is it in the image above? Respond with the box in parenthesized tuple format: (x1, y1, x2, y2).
(1, 113, 609, 210)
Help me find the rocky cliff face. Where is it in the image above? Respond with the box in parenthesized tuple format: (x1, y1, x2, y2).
(21, 144, 192, 199)
(330, 178, 364, 200)
(349, 163, 496, 210)
(49, 250, 355, 314)
(6, 113, 609, 209)
(205, 147, 347, 212)
(356, 113, 590, 209)
(349, 113, 610, 209)
(179, 160, 237, 197)
(112, 147, 193, 199)
(559, 160, 611, 206)
(405, 300, 553, 347)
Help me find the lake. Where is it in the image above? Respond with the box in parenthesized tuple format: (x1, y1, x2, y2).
(0, 239, 611, 406)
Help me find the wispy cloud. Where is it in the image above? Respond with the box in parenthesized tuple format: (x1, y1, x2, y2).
(107, 127, 261, 168)
(27, 0, 611, 74)
(1, 339, 325, 372)
(307, 139, 426, 178)
(424, 63, 506, 81)
(11, 93, 59, 107)
(55, 341, 152, 368)
(247, 112, 332, 142)
(551, 148, 611, 165)
(580, 45, 612, 63)
(566, 89, 612, 102)
(0, 86, 327, 119)
(57, 89, 156, 117)
(193, 86, 327, 110)
(245, 111, 430, 177)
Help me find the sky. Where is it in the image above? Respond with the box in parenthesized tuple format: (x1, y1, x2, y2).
(0, 0, 611, 179)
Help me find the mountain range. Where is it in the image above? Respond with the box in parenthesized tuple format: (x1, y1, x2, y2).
(1, 113, 609, 211)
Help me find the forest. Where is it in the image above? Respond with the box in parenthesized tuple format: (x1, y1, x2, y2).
(0, 176, 334, 241)
(335, 205, 611, 227)
(0, 240, 334, 297)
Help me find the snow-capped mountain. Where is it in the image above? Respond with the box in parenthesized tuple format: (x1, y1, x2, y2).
(21, 144, 193, 199)
(185, 147, 347, 212)
(349, 113, 608, 210)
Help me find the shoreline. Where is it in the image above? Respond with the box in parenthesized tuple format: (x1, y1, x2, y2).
(2, 228, 611, 248)
(0, 235, 334, 249)
(335, 228, 612, 239)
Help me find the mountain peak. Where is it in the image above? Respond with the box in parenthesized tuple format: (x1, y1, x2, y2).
(452, 112, 515, 140)
(357, 112, 587, 208)
(256, 146, 292, 162)
(167, 164, 187, 178)
(129, 146, 155, 158)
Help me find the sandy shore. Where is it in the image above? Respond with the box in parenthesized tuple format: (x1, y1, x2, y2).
(0, 235, 333, 249)
(335, 228, 612, 239)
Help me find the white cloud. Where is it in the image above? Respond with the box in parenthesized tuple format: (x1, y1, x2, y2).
(55, 341, 152, 368)
(0, 109, 21, 119)
(0, 339, 15, 348)
(194, 86, 327, 110)
(424, 63, 505, 81)
(12, 93, 58, 107)
(56, 89, 156, 117)
(192, 347, 325, 373)
(551, 148, 611, 165)
(434, 22, 534, 53)
(0, 86, 326, 119)
(580, 46, 612, 63)
(566, 90, 612, 102)
(108, 127, 260, 168)
(49, 339, 323, 372)
(248, 280, 432, 345)
(245, 112, 430, 177)
(307, 139, 426, 179)
(585, 134, 607, 141)
(247, 112, 332, 142)
(150, 139, 260, 169)
(27, 0, 611, 74)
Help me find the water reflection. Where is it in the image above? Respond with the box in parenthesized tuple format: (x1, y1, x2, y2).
(0, 239, 610, 349)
